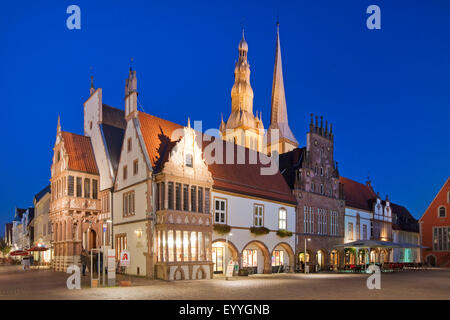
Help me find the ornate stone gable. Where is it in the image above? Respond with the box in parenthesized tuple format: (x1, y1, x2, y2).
(161, 124, 213, 184)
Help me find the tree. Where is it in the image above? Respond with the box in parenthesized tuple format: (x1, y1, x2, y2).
(0, 237, 11, 255)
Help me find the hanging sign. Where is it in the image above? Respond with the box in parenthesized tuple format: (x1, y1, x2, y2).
(119, 250, 130, 267)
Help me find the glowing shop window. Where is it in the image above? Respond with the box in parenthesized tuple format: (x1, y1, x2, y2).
(191, 231, 197, 261)
(157, 231, 161, 262)
(162, 231, 166, 262)
(183, 231, 189, 261)
(198, 232, 204, 260)
(243, 249, 257, 267)
(212, 246, 223, 272)
(168, 230, 174, 262)
(272, 250, 284, 266)
(176, 231, 182, 261)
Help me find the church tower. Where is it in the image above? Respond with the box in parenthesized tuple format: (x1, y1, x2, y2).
(266, 23, 298, 155)
(220, 30, 264, 152)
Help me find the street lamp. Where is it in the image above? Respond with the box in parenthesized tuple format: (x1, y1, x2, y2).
(304, 238, 311, 274)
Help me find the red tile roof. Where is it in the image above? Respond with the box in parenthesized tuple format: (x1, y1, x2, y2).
(137, 112, 296, 205)
(61, 131, 99, 174)
(339, 176, 377, 211)
(138, 112, 184, 167)
(203, 139, 297, 204)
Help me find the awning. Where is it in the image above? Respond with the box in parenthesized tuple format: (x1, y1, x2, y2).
(27, 246, 49, 252)
(9, 250, 31, 256)
(334, 240, 398, 248)
(333, 240, 418, 249)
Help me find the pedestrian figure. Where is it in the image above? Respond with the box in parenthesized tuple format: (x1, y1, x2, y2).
(80, 248, 88, 276)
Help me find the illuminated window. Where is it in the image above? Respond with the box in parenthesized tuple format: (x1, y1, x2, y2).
(348, 222, 354, 240)
(191, 231, 197, 261)
(168, 230, 174, 262)
(115, 233, 127, 259)
(243, 249, 257, 267)
(176, 230, 182, 261)
(278, 208, 287, 230)
(183, 231, 189, 261)
(272, 250, 284, 266)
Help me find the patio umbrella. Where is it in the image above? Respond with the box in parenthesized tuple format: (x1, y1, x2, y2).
(9, 250, 30, 256)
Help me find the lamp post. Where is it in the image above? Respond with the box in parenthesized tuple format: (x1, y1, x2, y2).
(304, 238, 311, 274)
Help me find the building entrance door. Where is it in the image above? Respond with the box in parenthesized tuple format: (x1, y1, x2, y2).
(212, 247, 224, 274)
(89, 229, 97, 251)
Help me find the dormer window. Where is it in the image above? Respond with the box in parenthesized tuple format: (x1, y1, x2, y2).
(185, 153, 193, 168)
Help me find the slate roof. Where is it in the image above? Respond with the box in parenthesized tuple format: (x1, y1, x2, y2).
(278, 148, 306, 189)
(102, 104, 126, 129)
(391, 203, 419, 233)
(61, 131, 99, 174)
(13, 208, 26, 222)
(137, 111, 296, 205)
(33, 185, 50, 203)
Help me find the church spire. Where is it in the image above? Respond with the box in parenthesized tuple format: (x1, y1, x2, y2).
(268, 22, 298, 149)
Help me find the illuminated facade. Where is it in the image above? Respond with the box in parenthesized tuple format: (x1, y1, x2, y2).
(266, 24, 298, 155)
(220, 31, 264, 152)
(49, 118, 102, 271)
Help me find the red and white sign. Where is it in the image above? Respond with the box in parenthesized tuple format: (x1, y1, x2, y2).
(119, 250, 130, 267)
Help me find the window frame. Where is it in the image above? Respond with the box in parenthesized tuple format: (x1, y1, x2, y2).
(278, 208, 287, 230)
(214, 198, 227, 224)
(253, 204, 264, 227)
(438, 206, 446, 218)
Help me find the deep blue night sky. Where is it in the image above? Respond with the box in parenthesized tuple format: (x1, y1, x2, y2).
(1, 0, 449, 235)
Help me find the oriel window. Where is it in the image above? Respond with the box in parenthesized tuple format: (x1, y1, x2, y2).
(191, 186, 197, 212)
(175, 183, 181, 210)
(92, 179, 98, 199)
(84, 179, 91, 198)
(168, 182, 174, 210)
(76, 177, 82, 197)
(68, 176, 74, 196)
(183, 185, 189, 211)
(198, 187, 203, 213)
